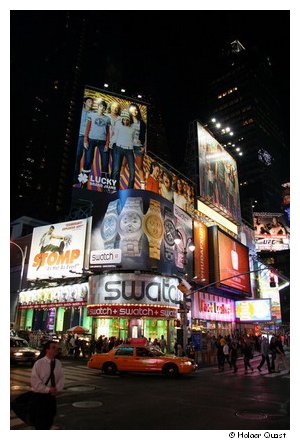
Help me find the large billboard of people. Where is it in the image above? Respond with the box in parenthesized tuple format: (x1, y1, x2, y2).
(197, 123, 241, 224)
(27, 220, 88, 280)
(73, 86, 195, 215)
(253, 212, 290, 252)
(87, 189, 194, 278)
(73, 86, 148, 192)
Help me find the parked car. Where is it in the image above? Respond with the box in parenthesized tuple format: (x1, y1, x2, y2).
(87, 344, 197, 377)
(10, 337, 40, 365)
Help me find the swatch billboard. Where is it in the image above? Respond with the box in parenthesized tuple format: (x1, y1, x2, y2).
(27, 219, 88, 280)
(197, 123, 241, 224)
(87, 189, 193, 278)
(235, 299, 272, 322)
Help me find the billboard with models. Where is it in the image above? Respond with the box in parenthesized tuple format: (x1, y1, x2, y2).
(73, 86, 195, 215)
(197, 123, 241, 224)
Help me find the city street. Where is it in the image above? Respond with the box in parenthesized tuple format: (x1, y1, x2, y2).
(11, 353, 290, 431)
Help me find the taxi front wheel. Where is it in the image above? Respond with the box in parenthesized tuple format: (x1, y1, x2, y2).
(162, 363, 179, 377)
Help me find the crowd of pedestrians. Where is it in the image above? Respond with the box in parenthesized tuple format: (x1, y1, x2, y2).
(213, 333, 289, 374)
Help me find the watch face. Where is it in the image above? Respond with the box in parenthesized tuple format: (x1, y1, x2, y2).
(119, 212, 142, 233)
(164, 219, 176, 246)
(145, 214, 163, 239)
(101, 215, 118, 240)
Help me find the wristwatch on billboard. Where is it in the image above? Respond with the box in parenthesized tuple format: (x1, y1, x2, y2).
(143, 198, 164, 260)
(163, 206, 176, 262)
(117, 197, 144, 256)
(175, 225, 186, 269)
(100, 199, 121, 249)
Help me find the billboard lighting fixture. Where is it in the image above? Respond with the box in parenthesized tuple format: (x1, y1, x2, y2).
(104, 83, 109, 88)
(236, 147, 240, 151)
(216, 123, 221, 128)
(225, 127, 231, 132)
(137, 94, 142, 98)
(229, 132, 234, 136)
(211, 118, 216, 123)
(121, 89, 126, 93)
(239, 152, 243, 156)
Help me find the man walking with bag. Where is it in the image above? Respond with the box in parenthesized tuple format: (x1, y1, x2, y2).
(31, 340, 64, 429)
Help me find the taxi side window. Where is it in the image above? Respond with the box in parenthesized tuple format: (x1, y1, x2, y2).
(115, 347, 134, 357)
(136, 348, 150, 357)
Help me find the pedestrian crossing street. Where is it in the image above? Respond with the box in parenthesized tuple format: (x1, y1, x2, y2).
(10, 362, 102, 430)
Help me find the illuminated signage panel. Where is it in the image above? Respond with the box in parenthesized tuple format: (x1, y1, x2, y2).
(192, 292, 235, 322)
(27, 220, 88, 280)
(253, 212, 290, 252)
(73, 86, 195, 214)
(235, 299, 272, 322)
(88, 273, 183, 308)
(217, 230, 251, 294)
(197, 123, 241, 224)
(88, 189, 193, 278)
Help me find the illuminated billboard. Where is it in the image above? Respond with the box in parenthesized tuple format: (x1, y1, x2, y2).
(27, 220, 88, 280)
(87, 189, 193, 278)
(235, 299, 272, 322)
(73, 86, 147, 192)
(253, 212, 290, 252)
(143, 154, 195, 215)
(257, 265, 282, 322)
(217, 229, 251, 294)
(208, 226, 251, 294)
(197, 123, 241, 224)
(193, 220, 209, 284)
(192, 292, 235, 322)
(73, 86, 195, 214)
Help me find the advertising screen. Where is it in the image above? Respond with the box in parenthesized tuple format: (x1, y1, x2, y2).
(235, 299, 272, 322)
(73, 86, 195, 214)
(143, 154, 195, 215)
(73, 86, 148, 191)
(27, 220, 88, 280)
(86, 189, 193, 278)
(193, 220, 209, 284)
(217, 230, 251, 294)
(197, 122, 241, 224)
(257, 266, 282, 322)
(192, 292, 235, 322)
(253, 212, 290, 252)
(18, 283, 89, 308)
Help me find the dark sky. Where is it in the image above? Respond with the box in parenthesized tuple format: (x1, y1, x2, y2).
(11, 10, 290, 166)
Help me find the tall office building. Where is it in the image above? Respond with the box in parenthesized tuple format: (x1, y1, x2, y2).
(184, 40, 289, 223)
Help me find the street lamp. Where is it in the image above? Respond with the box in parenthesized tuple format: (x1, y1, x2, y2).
(174, 229, 195, 267)
(10, 241, 28, 327)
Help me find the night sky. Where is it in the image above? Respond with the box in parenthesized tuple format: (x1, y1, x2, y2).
(11, 10, 290, 168)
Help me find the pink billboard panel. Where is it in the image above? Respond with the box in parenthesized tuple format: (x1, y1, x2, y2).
(192, 292, 235, 322)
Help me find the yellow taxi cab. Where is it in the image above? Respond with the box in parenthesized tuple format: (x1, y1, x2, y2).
(87, 344, 197, 377)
